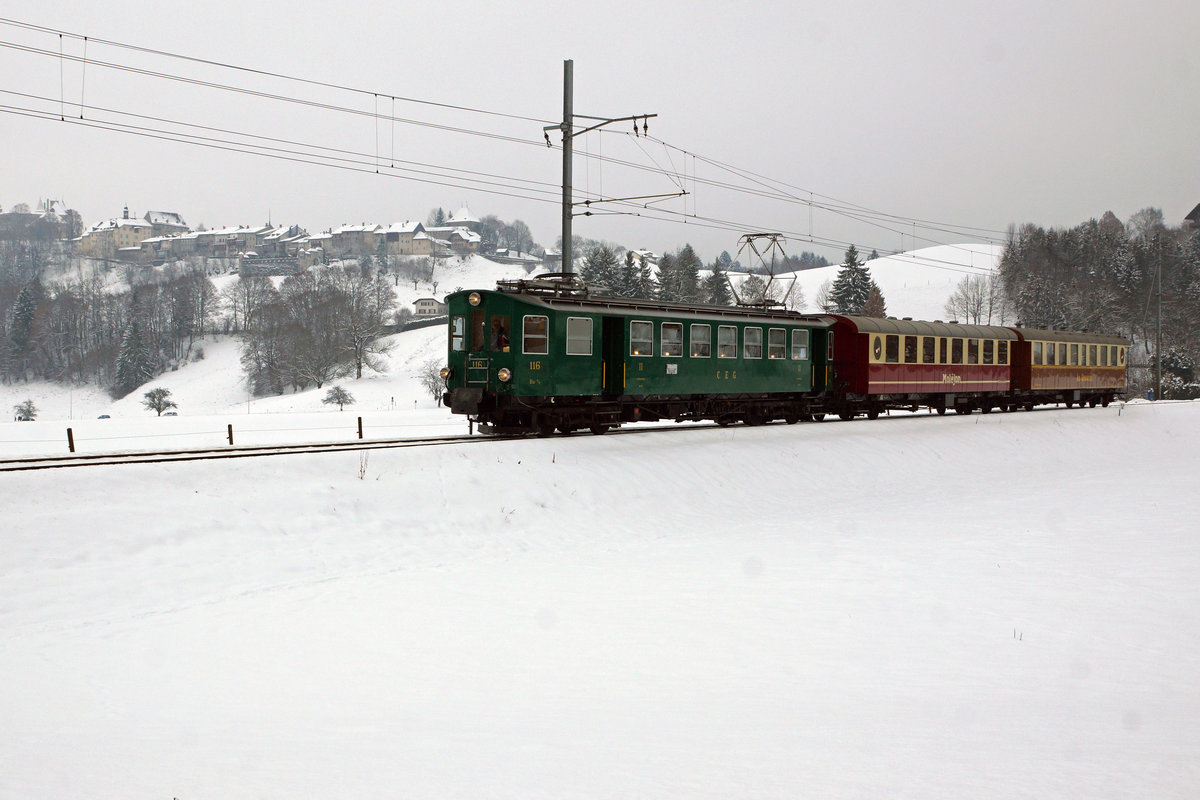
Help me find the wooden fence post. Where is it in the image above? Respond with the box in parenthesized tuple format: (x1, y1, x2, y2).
(357, 417, 363, 439)
(67, 427, 75, 453)
(227, 424, 234, 445)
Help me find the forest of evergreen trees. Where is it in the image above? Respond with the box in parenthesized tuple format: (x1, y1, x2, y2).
(998, 208, 1199, 397)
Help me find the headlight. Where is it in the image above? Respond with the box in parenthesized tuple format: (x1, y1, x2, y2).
(468, 292, 481, 306)
(497, 367, 512, 382)
(439, 367, 452, 380)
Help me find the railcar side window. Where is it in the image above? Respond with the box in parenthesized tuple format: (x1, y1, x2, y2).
(791, 329, 809, 360)
(1047, 343, 1057, 365)
(1089, 345, 1097, 365)
(1101, 346, 1109, 366)
(904, 335, 918, 364)
(922, 337, 936, 364)
(967, 339, 979, 365)
(451, 316, 466, 352)
(827, 332, 834, 360)
(1070, 344, 1079, 365)
(1033, 341, 1043, 365)
(630, 321, 653, 356)
(744, 327, 763, 359)
(566, 317, 592, 356)
(1059, 343, 1068, 365)
(718, 325, 737, 358)
(998, 341, 1008, 365)
(768, 328, 786, 359)
(939, 337, 948, 364)
(523, 315, 548, 355)
(983, 340, 994, 365)
(885, 335, 899, 363)
(661, 323, 683, 357)
(1119, 347, 1126, 366)
(951, 339, 963, 364)
(691, 324, 711, 358)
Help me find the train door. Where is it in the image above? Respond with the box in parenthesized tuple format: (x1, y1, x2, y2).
(601, 316, 625, 397)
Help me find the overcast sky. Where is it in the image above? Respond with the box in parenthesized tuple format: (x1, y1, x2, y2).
(2, 0, 1196, 264)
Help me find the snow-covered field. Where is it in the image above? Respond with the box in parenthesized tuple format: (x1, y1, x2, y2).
(4, 247, 1198, 798)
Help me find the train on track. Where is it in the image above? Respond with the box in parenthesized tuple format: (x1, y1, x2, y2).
(439, 274, 1127, 435)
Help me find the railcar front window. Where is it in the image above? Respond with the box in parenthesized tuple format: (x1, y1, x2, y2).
(451, 316, 465, 352)
(791, 329, 809, 360)
(768, 328, 786, 359)
(491, 316, 511, 352)
(744, 327, 763, 359)
(718, 325, 737, 358)
(566, 317, 592, 356)
(471, 309, 485, 351)
(967, 339, 979, 364)
(523, 315, 548, 355)
(661, 323, 683, 357)
(691, 324, 711, 358)
(630, 321, 653, 356)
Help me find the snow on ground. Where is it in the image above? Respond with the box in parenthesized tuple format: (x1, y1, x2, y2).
(1, 385, 1198, 797)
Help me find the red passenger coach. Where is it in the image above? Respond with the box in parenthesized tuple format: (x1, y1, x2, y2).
(826, 315, 1019, 416)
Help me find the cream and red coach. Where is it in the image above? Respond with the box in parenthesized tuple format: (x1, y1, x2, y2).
(825, 315, 1020, 416)
(1008, 327, 1127, 408)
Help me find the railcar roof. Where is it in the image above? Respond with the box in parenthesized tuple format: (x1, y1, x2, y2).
(833, 314, 1019, 340)
(1012, 327, 1127, 345)
(452, 288, 835, 327)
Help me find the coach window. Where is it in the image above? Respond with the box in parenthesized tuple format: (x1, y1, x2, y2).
(661, 322, 683, 357)
(922, 336, 936, 364)
(904, 335, 918, 364)
(791, 329, 809, 360)
(1119, 347, 1126, 366)
(1089, 345, 1097, 365)
(1033, 341, 1043, 365)
(718, 325, 737, 358)
(885, 334, 899, 363)
(951, 338, 963, 364)
(1070, 343, 1079, 365)
(744, 327, 763, 359)
(523, 315, 549, 355)
(967, 339, 979, 364)
(1059, 343, 1068, 365)
(451, 316, 466, 351)
(873, 336, 883, 361)
(691, 324, 711, 358)
(566, 317, 593, 356)
(768, 328, 787, 359)
(939, 337, 948, 364)
(630, 320, 653, 356)
(998, 340, 1008, 365)
(983, 339, 994, 365)
(1101, 346, 1109, 366)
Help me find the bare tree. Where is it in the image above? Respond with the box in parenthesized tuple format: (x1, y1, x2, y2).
(418, 357, 445, 405)
(141, 386, 177, 416)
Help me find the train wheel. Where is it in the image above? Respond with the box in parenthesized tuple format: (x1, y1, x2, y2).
(744, 411, 764, 426)
(936, 406, 947, 415)
(838, 411, 853, 421)
(536, 420, 556, 437)
(784, 414, 800, 425)
(980, 404, 992, 414)
(1101, 397, 1111, 407)
(866, 409, 879, 420)
(557, 425, 577, 435)
(1064, 399, 1074, 408)
(589, 424, 609, 435)
(1024, 402, 1035, 412)
(956, 406, 973, 415)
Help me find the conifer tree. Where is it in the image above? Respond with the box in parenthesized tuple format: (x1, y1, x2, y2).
(829, 244, 873, 313)
(704, 259, 733, 305)
(114, 316, 155, 397)
(861, 283, 888, 317)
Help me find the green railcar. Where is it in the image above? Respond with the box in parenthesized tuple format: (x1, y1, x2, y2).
(442, 277, 833, 434)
